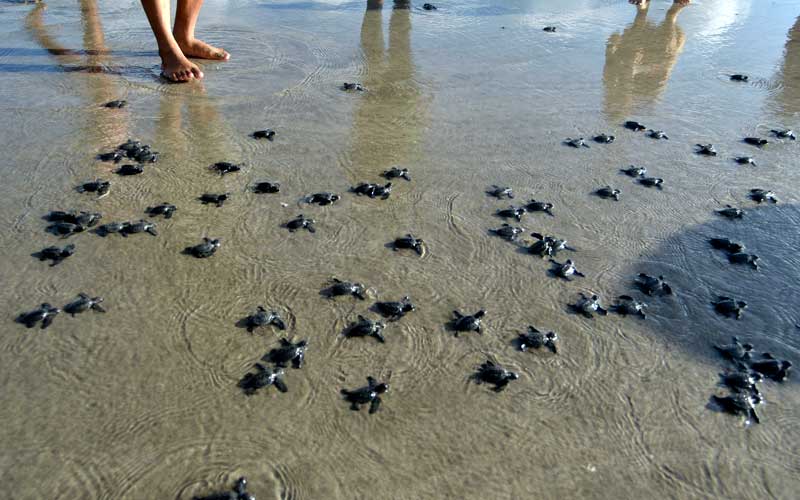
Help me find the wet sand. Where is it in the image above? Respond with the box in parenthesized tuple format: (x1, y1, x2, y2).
(0, 1, 799, 498)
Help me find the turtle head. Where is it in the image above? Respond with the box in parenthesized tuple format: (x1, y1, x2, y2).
(402, 302, 415, 313)
(782, 360, 793, 370)
(742, 343, 754, 352)
(506, 371, 520, 381)
(234, 477, 248, 495)
(374, 383, 389, 394)
(331, 194, 341, 202)
(474, 310, 486, 318)
(296, 340, 308, 348)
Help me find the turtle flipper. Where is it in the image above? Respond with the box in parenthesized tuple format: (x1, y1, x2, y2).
(306, 224, 316, 234)
(274, 377, 288, 393)
(272, 316, 286, 330)
(41, 315, 55, 329)
(369, 397, 381, 414)
(91, 303, 106, 313)
(293, 352, 304, 369)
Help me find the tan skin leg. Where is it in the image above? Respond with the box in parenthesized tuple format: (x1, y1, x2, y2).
(140, 0, 201, 81)
(173, 0, 230, 61)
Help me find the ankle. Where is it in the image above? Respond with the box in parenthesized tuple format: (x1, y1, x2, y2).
(173, 33, 195, 47)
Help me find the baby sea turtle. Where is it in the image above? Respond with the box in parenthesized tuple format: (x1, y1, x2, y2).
(596, 186, 621, 201)
(695, 144, 717, 156)
(342, 82, 365, 91)
(543, 26, 556, 32)
(16, 303, 60, 329)
(97, 151, 123, 163)
(352, 182, 392, 199)
(245, 306, 286, 332)
(714, 336, 754, 362)
(193, 476, 253, 500)
(383, 167, 411, 181)
(620, 165, 646, 177)
(529, 232, 572, 258)
(37, 244, 75, 266)
(116, 164, 144, 176)
(76, 179, 110, 198)
(719, 368, 762, 393)
(734, 156, 757, 166)
(713, 296, 747, 319)
(593, 134, 615, 144)
(565, 137, 590, 148)
(375, 297, 415, 320)
(118, 139, 141, 153)
(524, 199, 554, 216)
(199, 193, 230, 207)
(771, 129, 796, 140)
(490, 223, 526, 241)
(487, 185, 514, 199)
(711, 393, 760, 425)
(423, 3, 437, 10)
(95, 222, 126, 237)
(121, 220, 157, 237)
(103, 100, 126, 108)
(717, 205, 744, 219)
(636, 273, 672, 296)
(238, 364, 287, 395)
(306, 192, 340, 206)
(210, 161, 242, 176)
(517, 326, 558, 354)
(393, 234, 425, 255)
(253, 129, 276, 140)
(624, 121, 646, 132)
(744, 137, 768, 147)
(647, 130, 669, 140)
(638, 177, 664, 189)
(263, 338, 307, 368)
(472, 360, 519, 392)
(730, 74, 749, 82)
(344, 315, 386, 343)
(749, 189, 777, 203)
(47, 210, 102, 227)
(146, 203, 176, 219)
(325, 278, 367, 300)
(185, 237, 221, 258)
(48, 222, 85, 238)
(496, 205, 526, 221)
(728, 252, 759, 270)
(132, 147, 158, 164)
(341, 376, 389, 414)
(749, 353, 792, 382)
(63, 293, 105, 316)
(549, 259, 585, 280)
(610, 295, 647, 319)
(451, 310, 485, 336)
(709, 238, 744, 253)
(253, 181, 280, 194)
(285, 214, 316, 233)
(570, 293, 607, 318)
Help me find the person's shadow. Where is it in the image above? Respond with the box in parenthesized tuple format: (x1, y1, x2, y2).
(770, 15, 800, 119)
(603, 1, 689, 122)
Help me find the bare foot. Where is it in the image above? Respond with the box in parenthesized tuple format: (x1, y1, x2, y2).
(176, 37, 230, 61)
(160, 47, 204, 82)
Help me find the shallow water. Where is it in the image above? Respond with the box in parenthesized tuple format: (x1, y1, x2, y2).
(0, 0, 799, 498)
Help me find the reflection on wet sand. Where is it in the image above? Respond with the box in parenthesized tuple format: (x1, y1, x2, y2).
(26, 1, 128, 146)
(772, 16, 800, 118)
(603, 2, 687, 121)
(348, 0, 426, 181)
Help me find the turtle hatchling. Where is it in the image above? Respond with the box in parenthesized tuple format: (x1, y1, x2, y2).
(543, 26, 556, 32)
(529, 232, 572, 258)
(517, 326, 558, 354)
(728, 252, 759, 269)
(549, 259, 585, 280)
(713, 296, 747, 319)
(37, 244, 75, 266)
(647, 130, 669, 140)
(342, 82, 365, 91)
(103, 100, 126, 108)
(97, 151, 123, 163)
(353, 182, 392, 199)
(245, 306, 286, 332)
(344, 315, 386, 343)
(565, 137, 590, 148)
(709, 238, 744, 253)
(695, 144, 717, 156)
(472, 360, 519, 392)
(76, 179, 110, 198)
(383, 167, 411, 181)
(16, 303, 60, 329)
(263, 338, 307, 368)
(730, 74, 749, 82)
(714, 336, 754, 362)
(64, 293, 105, 316)
(325, 278, 367, 300)
(771, 129, 796, 140)
(193, 476, 253, 500)
(487, 185, 514, 199)
(719, 368, 762, 393)
(253, 181, 280, 194)
(636, 273, 672, 296)
(711, 393, 760, 425)
(593, 134, 615, 144)
(200, 193, 230, 207)
(47, 210, 102, 227)
(620, 165, 646, 177)
(624, 121, 646, 131)
(496, 205, 526, 221)
(638, 177, 664, 189)
(734, 157, 757, 166)
(306, 192, 340, 206)
(570, 293, 608, 318)
(744, 137, 768, 147)
(253, 129, 276, 140)
(121, 220, 157, 237)
(185, 237, 221, 258)
(116, 164, 144, 176)
(238, 364, 288, 395)
(146, 203, 176, 219)
(341, 376, 389, 414)
(451, 310, 485, 336)
(750, 189, 777, 203)
(285, 214, 316, 233)
(490, 223, 525, 241)
(375, 296, 415, 320)
(393, 234, 425, 255)
(525, 199, 554, 216)
(596, 186, 621, 201)
(717, 205, 744, 219)
(210, 161, 242, 176)
(610, 295, 647, 319)
(749, 353, 792, 382)
(48, 222, 85, 238)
